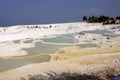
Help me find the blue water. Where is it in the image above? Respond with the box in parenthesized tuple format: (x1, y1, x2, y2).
(83, 29, 120, 37)
(23, 34, 75, 55)
(23, 41, 70, 55)
(0, 54, 50, 72)
(77, 43, 96, 48)
(0, 34, 98, 73)
(24, 34, 96, 55)
(42, 34, 74, 43)
(83, 29, 112, 34)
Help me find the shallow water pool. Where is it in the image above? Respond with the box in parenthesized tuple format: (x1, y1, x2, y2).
(83, 29, 112, 34)
(42, 34, 74, 43)
(0, 54, 50, 72)
(0, 34, 97, 73)
(23, 41, 71, 55)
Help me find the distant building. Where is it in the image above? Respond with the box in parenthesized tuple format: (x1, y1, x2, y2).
(103, 19, 120, 25)
(115, 19, 120, 24)
(103, 20, 115, 25)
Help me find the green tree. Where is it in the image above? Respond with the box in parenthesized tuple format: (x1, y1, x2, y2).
(116, 16, 120, 20)
(88, 16, 91, 22)
(110, 17, 114, 20)
(83, 16, 87, 21)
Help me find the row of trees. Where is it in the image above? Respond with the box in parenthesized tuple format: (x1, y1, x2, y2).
(83, 15, 120, 23)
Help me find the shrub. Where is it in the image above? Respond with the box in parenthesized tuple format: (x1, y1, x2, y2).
(21, 72, 100, 80)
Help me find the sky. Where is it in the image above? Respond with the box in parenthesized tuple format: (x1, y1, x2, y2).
(0, 0, 120, 25)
